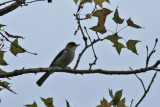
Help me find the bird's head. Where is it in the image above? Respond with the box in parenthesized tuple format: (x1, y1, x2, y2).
(65, 42, 80, 50)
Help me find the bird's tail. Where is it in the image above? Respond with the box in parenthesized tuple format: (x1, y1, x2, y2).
(36, 72, 50, 87)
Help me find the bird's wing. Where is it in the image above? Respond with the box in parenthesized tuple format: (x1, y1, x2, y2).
(49, 49, 65, 67)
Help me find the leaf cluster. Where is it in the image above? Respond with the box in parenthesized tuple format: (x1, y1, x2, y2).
(0, 24, 25, 66)
(74, 3, 142, 55)
(24, 89, 127, 107)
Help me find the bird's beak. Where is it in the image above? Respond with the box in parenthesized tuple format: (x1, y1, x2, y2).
(76, 44, 80, 47)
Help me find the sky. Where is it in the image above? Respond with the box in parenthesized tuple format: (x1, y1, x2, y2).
(1, 0, 160, 107)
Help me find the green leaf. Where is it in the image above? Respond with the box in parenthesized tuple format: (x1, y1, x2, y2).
(24, 101, 37, 107)
(109, 89, 114, 99)
(117, 98, 127, 107)
(0, 24, 6, 29)
(90, 8, 112, 34)
(0, 51, 8, 66)
(113, 42, 125, 55)
(90, 25, 106, 34)
(105, 34, 122, 44)
(41, 97, 54, 107)
(126, 40, 140, 54)
(105, 0, 110, 3)
(0, 80, 16, 94)
(66, 100, 70, 107)
(0, 59, 8, 66)
(97, 98, 113, 107)
(94, 0, 104, 8)
(127, 18, 142, 28)
(80, 0, 92, 5)
(10, 39, 26, 56)
(113, 8, 124, 24)
(0, 68, 6, 73)
(112, 90, 123, 106)
(74, 0, 79, 4)
(94, 0, 110, 6)
(4, 31, 24, 39)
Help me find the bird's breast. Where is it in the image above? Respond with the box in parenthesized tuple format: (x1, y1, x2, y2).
(53, 50, 75, 67)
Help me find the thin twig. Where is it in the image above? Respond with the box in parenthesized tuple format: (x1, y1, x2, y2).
(73, 37, 106, 70)
(130, 99, 134, 107)
(130, 67, 146, 91)
(146, 38, 158, 67)
(115, 24, 118, 33)
(75, 14, 88, 46)
(117, 25, 128, 33)
(135, 74, 146, 92)
(96, 32, 100, 39)
(74, 25, 80, 35)
(91, 4, 97, 15)
(84, 26, 97, 69)
(135, 72, 157, 107)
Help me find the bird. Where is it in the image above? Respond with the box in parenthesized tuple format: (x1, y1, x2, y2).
(36, 42, 79, 86)
(48, 0, 52, 3)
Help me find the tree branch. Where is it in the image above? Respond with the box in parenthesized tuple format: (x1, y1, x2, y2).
(146, 38, 158, 67)
(0, 60, 160, 78)
(135, 74, 146, 91)
(135, 72, 157, 107)
(0, 0, 14, 6)
(0, 0, 44, 16)
(84, 26, 97, 69)
(73, 37, 106, 70)
(0, 1, 22, 16)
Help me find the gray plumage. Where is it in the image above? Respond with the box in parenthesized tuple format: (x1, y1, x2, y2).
(36, 42, 79, 86)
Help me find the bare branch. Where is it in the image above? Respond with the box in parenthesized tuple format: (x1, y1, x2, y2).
(135, 72, 157, 107)
(0, 1, 22, 16)
(130, 99, 134, 107)
(146, 38, 158, 67)
(130, 67, 146, 91)
(0, 0, 14, 6)
(135, 74, 146, 91)
(0, 0, 44, 16)
(0, 60, 160, 78)
(73, 37, 106, 70)
(91, 4, 97, 15)
(84, 26, 97, 69)
(75, 14, 88, 46)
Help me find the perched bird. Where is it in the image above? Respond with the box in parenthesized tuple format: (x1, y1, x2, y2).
(36, 42, 79, 86)
(48, 0, 52, 3)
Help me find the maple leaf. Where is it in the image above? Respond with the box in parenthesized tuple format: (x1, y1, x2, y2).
(66, 100, 71, 107)
(80, 0, 92, 5)
(113, 8, 124, 24)
(0, 51, 8, 65)
(10, 39, 26, 56)
(90, 8, 112, 34)
(127, 18, 142, 28)
(113, 42, 125, 55)
(105, 33, 122, 44)
(24, 101, 37, 107)
(97, 98, 113, 107)
(41, 97, 54, 107)
(126, 40, 140, 54)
